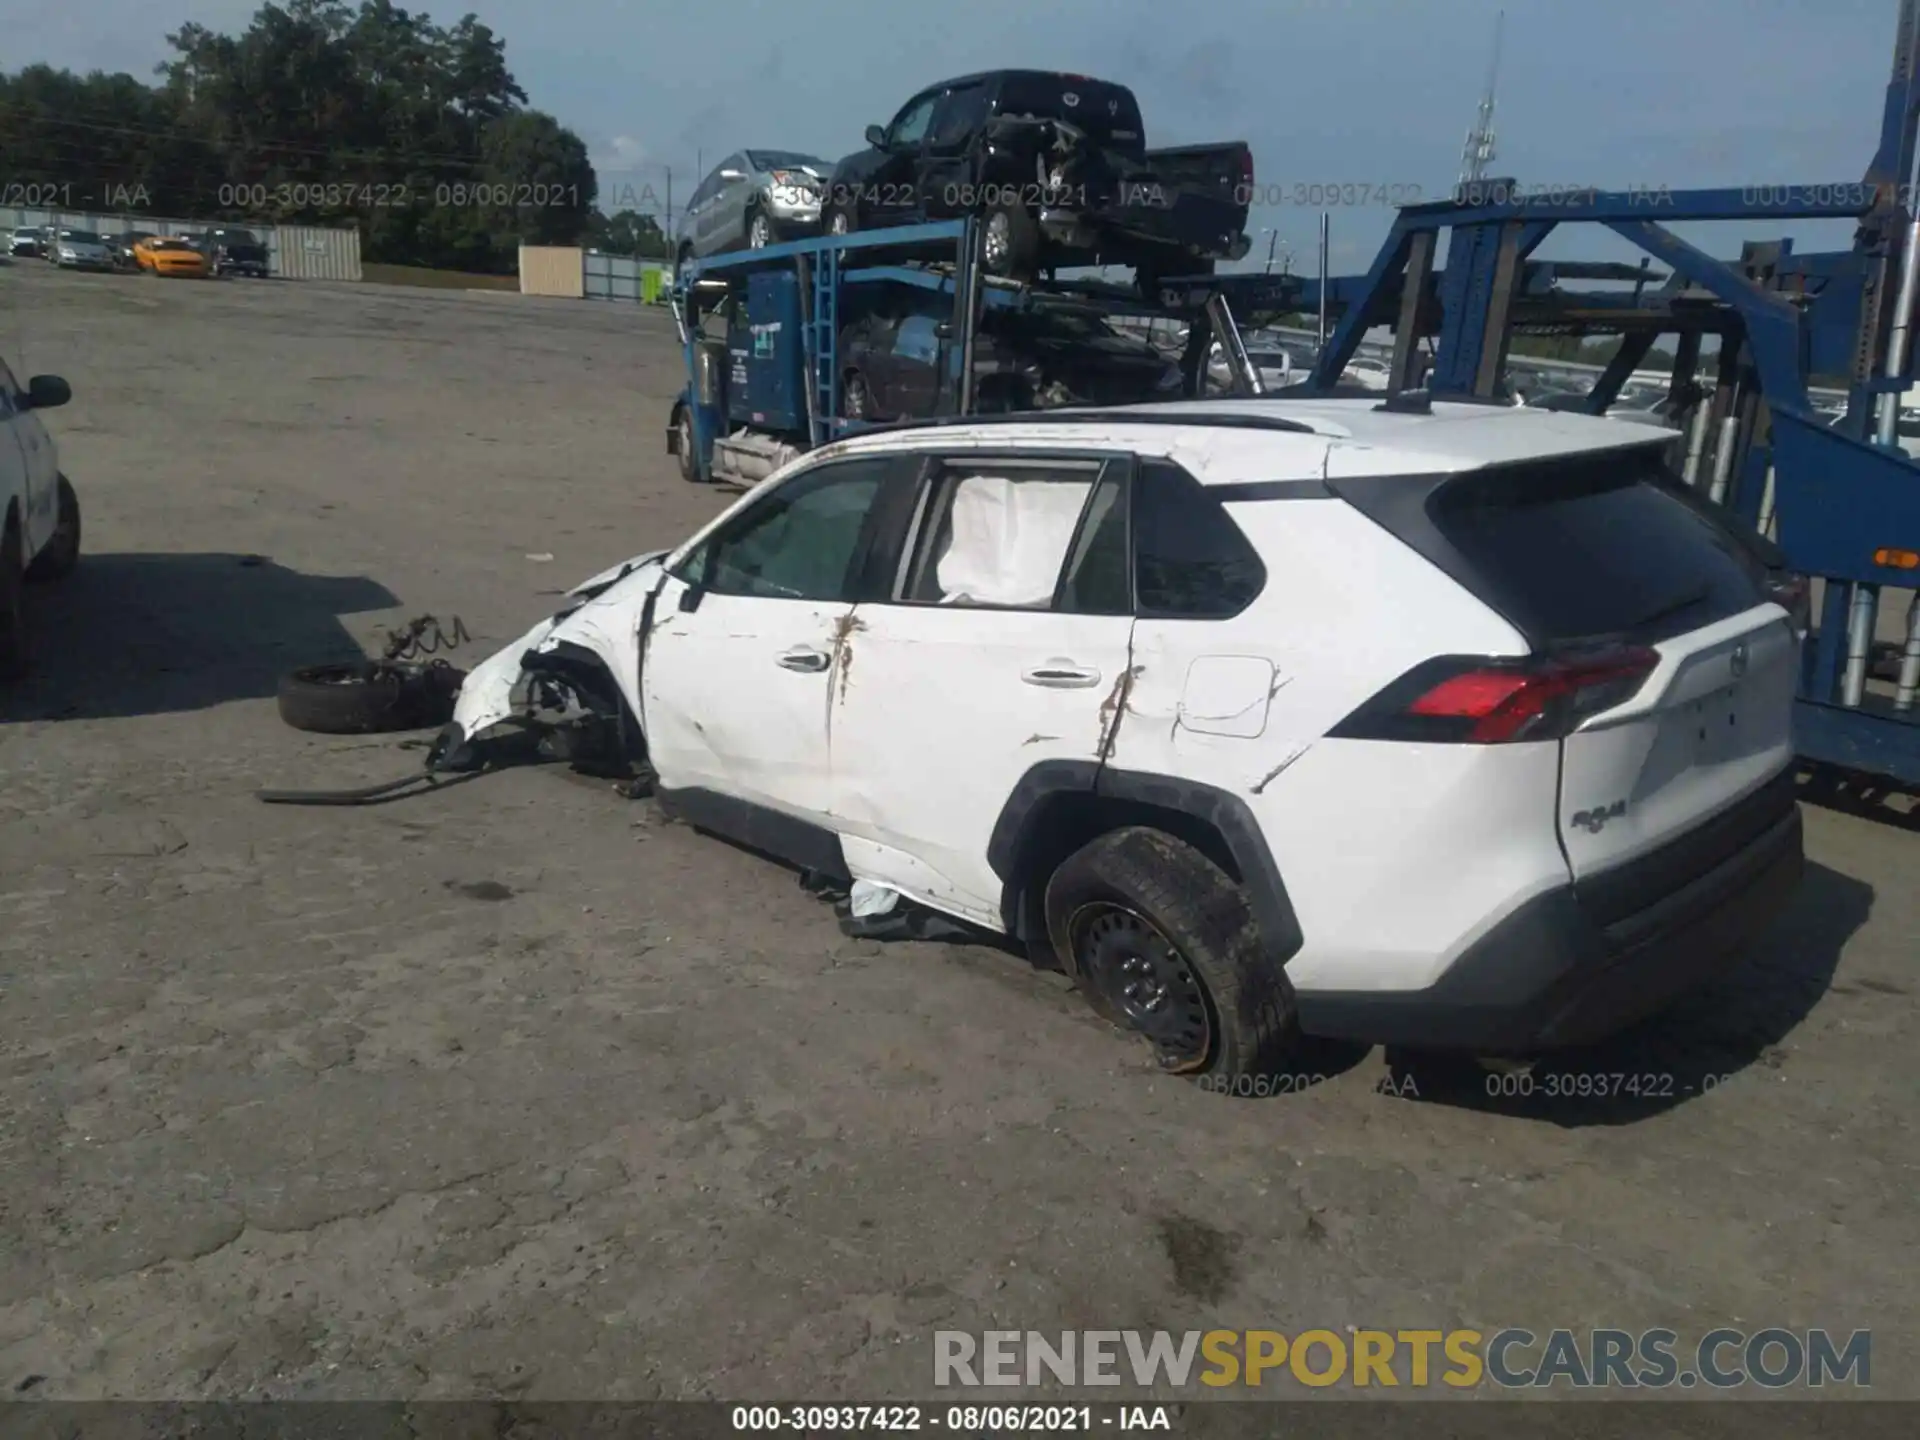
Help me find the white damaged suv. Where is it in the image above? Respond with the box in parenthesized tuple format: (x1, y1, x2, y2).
(443, 397, 1806, 1081)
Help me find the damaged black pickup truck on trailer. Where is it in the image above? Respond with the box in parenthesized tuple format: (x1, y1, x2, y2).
(822, 70, 1253, 288)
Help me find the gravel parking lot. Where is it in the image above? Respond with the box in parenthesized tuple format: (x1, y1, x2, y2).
(1, 262, 1916, 1404)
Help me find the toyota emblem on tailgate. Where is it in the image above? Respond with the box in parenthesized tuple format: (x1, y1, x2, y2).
(1730, 642, 1749, 678)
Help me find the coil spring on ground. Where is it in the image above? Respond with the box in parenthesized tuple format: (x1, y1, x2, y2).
(382, 614, 471, 663)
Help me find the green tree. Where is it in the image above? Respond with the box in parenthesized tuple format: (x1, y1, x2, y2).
(587, 208, 669, 259)
(1, 1, 597, 271)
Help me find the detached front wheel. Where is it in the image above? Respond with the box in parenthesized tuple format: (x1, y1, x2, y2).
(1045, 826, 1298, 1083)
(277, 661, 465, 734)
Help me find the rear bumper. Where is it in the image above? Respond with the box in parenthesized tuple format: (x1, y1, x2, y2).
(1293, 770, 1805, 1053)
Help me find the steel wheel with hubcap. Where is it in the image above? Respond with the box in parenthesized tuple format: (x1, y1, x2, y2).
(1043, 825, 1299, 1082)
(827, 209, 852, 237)
(1071, 903, 1213, 1070)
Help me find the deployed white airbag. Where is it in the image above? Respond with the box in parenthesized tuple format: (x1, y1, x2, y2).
(933, 474, 1092, 607)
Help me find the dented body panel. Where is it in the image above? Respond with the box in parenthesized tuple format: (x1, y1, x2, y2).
(642, 572, 850, 823)
(828, 605, 1133, 927)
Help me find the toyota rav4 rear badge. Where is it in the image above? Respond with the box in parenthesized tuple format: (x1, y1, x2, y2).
(1571, 799, 1627, 834)
(1062, 92, 1079, 106)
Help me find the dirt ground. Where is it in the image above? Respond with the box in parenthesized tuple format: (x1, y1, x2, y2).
(1, 262, 1915, 1405)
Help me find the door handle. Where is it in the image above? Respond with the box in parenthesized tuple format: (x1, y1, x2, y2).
(1022, 662, 1102, 689)
(777, 647, 831, 673)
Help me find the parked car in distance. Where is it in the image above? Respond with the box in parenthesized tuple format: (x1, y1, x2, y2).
(837, 285, 1180, 420)
(9, 227, 46, 259)
(443, 397, 1805, 1083)
(674, 150, 831, 273)
(825, 70, 1253, 287)
(49, 229, 113, 271)
(1340, 357, 1391, 391)
(107, 231, 154, 271)
(188, 226, 270, 277)
(1207, 339, 1293, 392)
(133, 236, 211, 277)
(1, 352, 82, 678)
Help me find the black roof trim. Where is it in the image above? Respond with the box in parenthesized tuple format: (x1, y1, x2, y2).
(837, 410, 1320, 440)
(1211, 478, 1334, 501)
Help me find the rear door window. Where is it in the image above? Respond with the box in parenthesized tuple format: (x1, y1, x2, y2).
(1402, 449, 1771, 645)
(899, 457, 1112, 609)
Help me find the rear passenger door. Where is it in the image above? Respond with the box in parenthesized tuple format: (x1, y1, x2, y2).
(707, 153, 749, 250)
(827, 451, 1136, 928)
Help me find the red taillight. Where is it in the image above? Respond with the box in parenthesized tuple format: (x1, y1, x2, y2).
(1332, 646, 1660, 744)
(1240, 149, 1254, 187)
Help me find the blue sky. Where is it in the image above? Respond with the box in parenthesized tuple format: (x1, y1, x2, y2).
(9, 0, 1903, 267)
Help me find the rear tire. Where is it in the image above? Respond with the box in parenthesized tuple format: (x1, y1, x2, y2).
(1044, 826, 1298, 1083)
(26, 476, 80, 583)
(825, 206, 855, 238)
(747, 210, 775, 249)
(982, 203, 1041, 280)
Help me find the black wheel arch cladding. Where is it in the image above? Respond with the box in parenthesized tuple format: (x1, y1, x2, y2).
(987, 760, 1305, 969)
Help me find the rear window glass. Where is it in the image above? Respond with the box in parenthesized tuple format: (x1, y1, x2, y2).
(1425, 450, 1770, 644)
(995, 75, 1143, 142)
(1133, 460, 1266, 618)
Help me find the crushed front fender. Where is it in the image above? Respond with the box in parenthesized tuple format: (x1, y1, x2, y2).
(435, 550, 668, 768)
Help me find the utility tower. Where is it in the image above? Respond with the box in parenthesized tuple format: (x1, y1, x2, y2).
(1459, 10, 1504, 186)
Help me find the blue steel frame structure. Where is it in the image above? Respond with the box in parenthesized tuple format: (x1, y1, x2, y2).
(1262, 0, 1920, 785)
(669, 1, 1920, 783)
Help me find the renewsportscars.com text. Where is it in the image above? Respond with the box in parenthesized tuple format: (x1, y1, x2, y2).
(933, 1327, 1871, 1390)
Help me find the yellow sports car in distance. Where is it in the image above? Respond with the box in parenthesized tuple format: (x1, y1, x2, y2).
(133, 236, 210, 277)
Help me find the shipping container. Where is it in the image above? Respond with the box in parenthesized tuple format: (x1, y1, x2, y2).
(272, 225, 363, 282)
(519, 245, 585, 298)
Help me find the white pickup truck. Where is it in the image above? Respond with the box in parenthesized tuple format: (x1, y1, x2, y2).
(1, 353, 81, 678)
